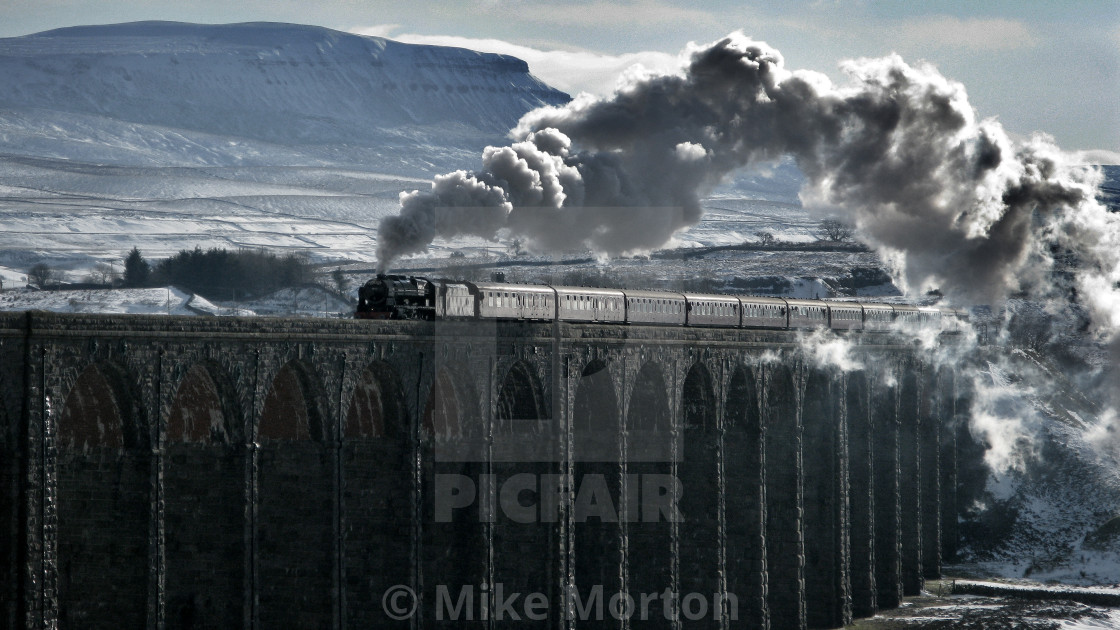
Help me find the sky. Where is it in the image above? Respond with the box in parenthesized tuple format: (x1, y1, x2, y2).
(2, 0, 1118, 162)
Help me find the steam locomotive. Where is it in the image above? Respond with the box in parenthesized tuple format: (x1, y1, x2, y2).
(356, 274, 967, 332)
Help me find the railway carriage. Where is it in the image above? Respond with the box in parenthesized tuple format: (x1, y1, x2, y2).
(684, 293, 741, 327)
(938, 307, 969, 333)
(828, 302, 864, 331)
(475, 282, 555, 320)
(861, 303, 894, 331)
(625, 289, 687, 326)
(917, 306, 942, 330)
(739, 296, 789, 328)
(892, 305, 921, 328)
(554, 286, 626, 323)
(785, 298, 830, 328)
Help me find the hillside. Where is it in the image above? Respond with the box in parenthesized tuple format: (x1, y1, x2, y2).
(0, 21, 569, 169)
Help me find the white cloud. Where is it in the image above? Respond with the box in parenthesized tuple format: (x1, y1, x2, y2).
(348, 26, 682, 96)
(1074, 149, 1120, 166)
(894, 15, 1039, 51)
(350, 23, 399, 38)
(497, 0, 718, 29)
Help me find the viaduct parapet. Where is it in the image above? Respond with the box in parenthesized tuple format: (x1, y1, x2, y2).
(0, 312, 969, 629)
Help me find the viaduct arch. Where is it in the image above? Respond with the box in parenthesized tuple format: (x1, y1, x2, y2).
(0, 312, 965, 630)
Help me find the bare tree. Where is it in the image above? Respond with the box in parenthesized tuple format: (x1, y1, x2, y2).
(817, 218, 855, 242)
(27, 263, 55, 288)
(85, 263, 117, 285)
(756, 231, 777, 247)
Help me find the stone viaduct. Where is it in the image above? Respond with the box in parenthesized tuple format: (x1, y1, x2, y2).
(0, 311, 969, 629)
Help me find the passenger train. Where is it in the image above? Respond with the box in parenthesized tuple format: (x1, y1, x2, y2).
(356, 274, 966, 332)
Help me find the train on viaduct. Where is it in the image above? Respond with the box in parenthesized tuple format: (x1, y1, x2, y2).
(0, 310, 970, 629)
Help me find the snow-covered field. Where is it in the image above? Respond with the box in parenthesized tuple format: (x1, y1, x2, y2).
(0, 284, 351, 318)
(0, 149, 845, 289)
(0, 285, 234, 315)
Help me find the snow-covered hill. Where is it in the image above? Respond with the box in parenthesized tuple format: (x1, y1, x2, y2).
(0, 21, 569, 169)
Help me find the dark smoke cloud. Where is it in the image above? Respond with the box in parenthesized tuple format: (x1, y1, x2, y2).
(377, 33, 1119, 341)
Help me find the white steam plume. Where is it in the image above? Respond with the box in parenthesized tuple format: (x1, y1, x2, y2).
(377, 33, 1119, 342)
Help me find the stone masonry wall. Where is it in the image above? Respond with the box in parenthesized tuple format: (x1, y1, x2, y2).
(0, 312, 953, 630)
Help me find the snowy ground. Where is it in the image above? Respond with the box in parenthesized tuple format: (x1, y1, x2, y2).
(0, 285, 234, 315)
(850, 579, 1120, 629)
(0, 151, 878, 302)
(0, 284, 350, 318)
(0, 156, 821, 271)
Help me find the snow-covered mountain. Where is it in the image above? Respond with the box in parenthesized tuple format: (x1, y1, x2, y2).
(0, 21, 569, 169)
